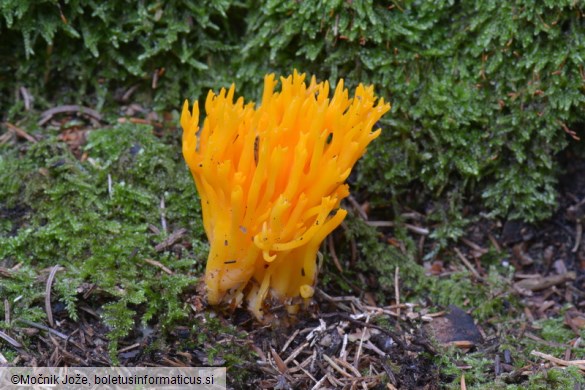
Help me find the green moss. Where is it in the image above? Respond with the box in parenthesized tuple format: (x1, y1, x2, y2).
(538, 315, 577, 346)
(329, 214, 516, 323)
(436, 313, 585, 389)
(2, 2, 585, 385)
(519, 367, 584, 390)
(436, 348, 494, 388)
(0, 0, 239, 114)
(427, 265, 516, 321)
(338, 215, 425, 298)
(437, 349, 584, 389)
(3, 0, 584, 226)
(0, 266, 46, 326)
(240, 0, 584, 226)
(0, 123, 207, 358)
(435, 310, 585, 389)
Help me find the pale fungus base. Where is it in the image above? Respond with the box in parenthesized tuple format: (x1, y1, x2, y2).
(181, 71, 390, 320)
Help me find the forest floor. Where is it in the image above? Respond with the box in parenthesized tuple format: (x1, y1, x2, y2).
(1, 106, 584, 389)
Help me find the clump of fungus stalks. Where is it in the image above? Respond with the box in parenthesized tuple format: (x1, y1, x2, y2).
(181, 71, 390, 320)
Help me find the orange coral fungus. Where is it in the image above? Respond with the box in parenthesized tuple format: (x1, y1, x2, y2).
(181, 71, 390, 320)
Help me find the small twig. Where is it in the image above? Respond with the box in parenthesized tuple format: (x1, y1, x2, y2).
(400, 211, 424, 221)
(107, 174, 113, 199)
(306, 319, 327, 346)
(292, 359, 318, 383)
(152, 69, 159, 89)
(365, 221, 393, 227)
(311, 375, 327, 390)
(283, 342, 309, 366)
(160, 195, 168, 235)
(0, 330, 22, 348)
(287, 356, 310, 374)
(64, 328, 83, 352)
(488, 233, 502, 252)
(118, 343, 141, 353)
(363, 340, 386, 357)
(281, 329, 300, 353)
(0, 267, 14, 278)
(404, 223, 430, 235)
(154, 228, 187, 252)
(365, 221, 429, 235)
(19, 86, 32, 111)
(390, 0, 405, 12)
(121, 85, 140, 102)
(11, 263, 22, 272)
(5, 122, 37, 143)
(0, 130, 13, 145)
(148, 224, 161, 235)
(4, 299, 10, 326)
(460, 373, 467, 390)
(45, 265, 64, 328)
(564, 345, 571, 361)
(382, 362, 398, 388)
(316, 288, 361, 312)
(454, 247, 482, 279)
(461, 237, 488, 255)
(340, 222, 358, 265)
(558, 120, 580, 141)
(350, 233, 358, 265)
(525, 332, 570, 349)
(143, 258, 174, 275)
(571, 222, 582, 253)
(326, 372, 344, 387)
(270, 347, 288, 374)
(362, 305, 400, 318)
(530, 350, 585, 370)
(327, 235, 343, 272)
(514, 272, 576, 292)
(335, 356, 362, 377)
(48, 334, 86, 365)
(353, 314, 370, 370)
(18, 319, 69, 340)
(310, 349, 317, 373)
(323, 354, 353, 379)
(347, 195, 368, 221)
(38, 105, 102, 126)
(394, 267, 400, 317)
(339, 333, 348, 360)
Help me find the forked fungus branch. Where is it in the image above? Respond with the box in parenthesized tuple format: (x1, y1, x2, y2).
(181, 71, 390, 320)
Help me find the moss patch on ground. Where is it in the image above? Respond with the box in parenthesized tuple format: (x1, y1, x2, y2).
(0, 123, 209, 358)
